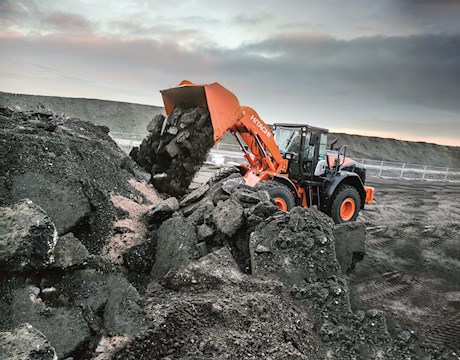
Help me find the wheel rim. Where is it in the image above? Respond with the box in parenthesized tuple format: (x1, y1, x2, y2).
(274, 197, 288, 212)
(340, 198, 356, 221)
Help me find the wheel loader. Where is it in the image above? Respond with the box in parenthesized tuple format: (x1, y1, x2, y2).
(161, 80, 375, 224)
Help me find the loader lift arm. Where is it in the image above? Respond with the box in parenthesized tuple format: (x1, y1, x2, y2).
(161, 80, 288, 186)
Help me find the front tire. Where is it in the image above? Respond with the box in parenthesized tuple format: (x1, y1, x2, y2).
(257, 181, 296, 212)
(330, 184, 361, 224)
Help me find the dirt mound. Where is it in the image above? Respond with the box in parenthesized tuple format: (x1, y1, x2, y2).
(330, 132, 460, 168)
(0, 105, 160, 256)
(115, 248, 325, 360)
(130, 106, 214, 196)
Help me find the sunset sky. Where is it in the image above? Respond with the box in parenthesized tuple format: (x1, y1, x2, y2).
(1, 0, 460, 145)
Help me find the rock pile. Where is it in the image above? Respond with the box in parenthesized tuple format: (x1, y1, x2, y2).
(0, 104, 159, 255)
(130, 106, 215, 197)
(1, 103, 455, 359)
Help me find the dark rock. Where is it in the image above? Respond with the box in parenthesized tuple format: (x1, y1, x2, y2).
(11, 286, 91, 359)
(10, 173, 92, 235)
(146, 114, 165, 133)
(122, 236, 157, 273)
(53, 233, 89, 269)
(144, 197, 179, 224)
(0, 323, 57, 360)
(151, 216, 198, 279)
(103, 280, 147, 336)
(165, 140, 180, 158)
(0, 199, 57, 272)
(186, 198, 214, 226)
(179, 184, 209, 207)
(233, 187, 262, 205)
(197, 223, 215, 241)
(212, 199, 245, 237)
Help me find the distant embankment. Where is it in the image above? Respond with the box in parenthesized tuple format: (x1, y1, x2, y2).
(1, 91, 459, 168)
(330, 133, 460, 168)
(0, 92, 163, 135)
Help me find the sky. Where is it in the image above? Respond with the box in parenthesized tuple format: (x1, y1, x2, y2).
(1, 0, 460, 146)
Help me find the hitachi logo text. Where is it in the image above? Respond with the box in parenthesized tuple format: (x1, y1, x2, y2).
(250, 115, 271, 138)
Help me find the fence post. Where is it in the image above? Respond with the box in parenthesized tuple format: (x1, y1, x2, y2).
(445, 168, 449, 181)
(378, 161, 384, 177)
(422, 165, 427, 180)
(400, 163, 405, 178)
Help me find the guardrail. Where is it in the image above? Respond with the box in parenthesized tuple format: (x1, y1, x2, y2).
(111, 133, 460, 183)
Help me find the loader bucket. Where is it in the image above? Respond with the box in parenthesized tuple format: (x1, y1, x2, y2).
(161, 80, 243, 142)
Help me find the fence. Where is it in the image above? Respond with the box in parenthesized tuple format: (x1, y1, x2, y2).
(111, 133, 460, 183)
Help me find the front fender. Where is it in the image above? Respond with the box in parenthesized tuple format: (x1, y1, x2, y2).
(322, 172, 366, 210)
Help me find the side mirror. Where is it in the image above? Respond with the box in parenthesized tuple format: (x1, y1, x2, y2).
(330, 138, 338, 150)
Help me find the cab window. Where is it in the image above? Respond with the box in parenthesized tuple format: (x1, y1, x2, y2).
(274, 127, 301, 154)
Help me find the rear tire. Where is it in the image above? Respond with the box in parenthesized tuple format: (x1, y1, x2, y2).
(257, 181, 296, 212)
(330, 184, 361, 224)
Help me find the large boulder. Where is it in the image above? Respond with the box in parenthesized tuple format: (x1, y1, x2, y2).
(212, 199, 245, 237)
(0, 323, 57, 360)
(0, 199, 57, 272)
(150, 215, 198, 279)
(103, 279, 147, 336)
(250, 207, 339, 284)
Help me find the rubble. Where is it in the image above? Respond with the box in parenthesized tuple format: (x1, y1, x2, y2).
(130, 106, 215, 196)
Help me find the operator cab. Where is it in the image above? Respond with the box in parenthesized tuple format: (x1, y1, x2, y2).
(272, 123, 328, 183)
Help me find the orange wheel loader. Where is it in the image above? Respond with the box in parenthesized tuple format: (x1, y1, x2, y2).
(161, 80, 375, 224)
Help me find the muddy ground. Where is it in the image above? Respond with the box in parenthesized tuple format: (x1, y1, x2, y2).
(352, 177, 460, 353)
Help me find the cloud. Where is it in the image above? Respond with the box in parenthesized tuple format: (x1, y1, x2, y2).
(1, 30, 459, 145)
(42, 11, 94, 34)
(233, 13, 273, 25)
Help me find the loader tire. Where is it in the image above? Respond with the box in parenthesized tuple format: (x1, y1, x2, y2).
(330, 184, 361, 224)
(257, 181, 295, 212)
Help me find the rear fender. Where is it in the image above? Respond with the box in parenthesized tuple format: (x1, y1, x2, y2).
(323, 172, 366, 210)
